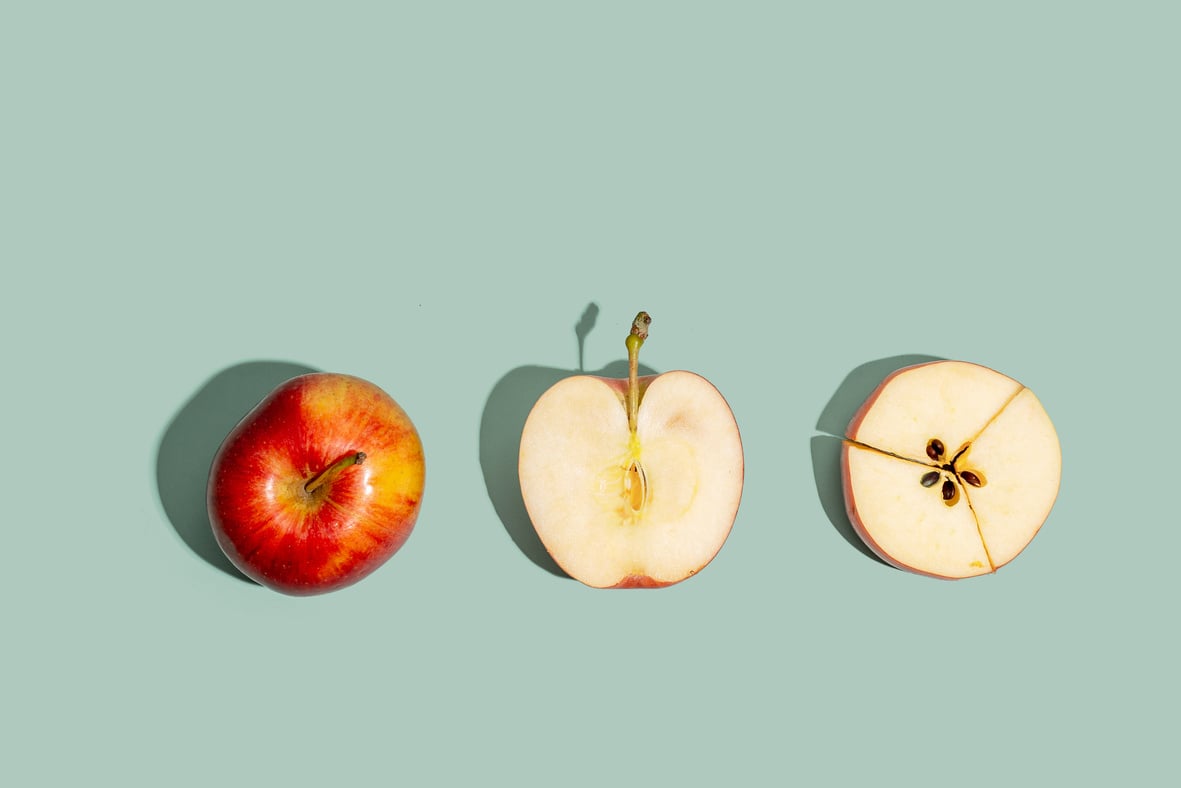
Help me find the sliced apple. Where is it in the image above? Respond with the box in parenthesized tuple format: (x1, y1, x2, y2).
(518, 313, 743, 588)
(841, 360, 1060, 579)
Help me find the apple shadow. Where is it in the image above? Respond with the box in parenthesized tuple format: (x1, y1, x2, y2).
(156, 360, 318, 582)
(812, 354, 943, 566)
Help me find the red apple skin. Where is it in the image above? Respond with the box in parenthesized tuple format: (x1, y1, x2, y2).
(207, 373, 425, 595)
(612, 575, 676, 589)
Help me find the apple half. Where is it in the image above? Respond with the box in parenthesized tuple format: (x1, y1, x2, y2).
(841, 360, 1061, 579)
(518, 312, 743, 588)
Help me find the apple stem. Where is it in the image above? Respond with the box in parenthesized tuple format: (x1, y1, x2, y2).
(304, 451, 367, 495)
(626, 311, 651, 433)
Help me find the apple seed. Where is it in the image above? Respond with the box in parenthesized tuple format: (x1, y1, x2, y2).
(926, 438, 945, 461)
(624, 459, 648, 513)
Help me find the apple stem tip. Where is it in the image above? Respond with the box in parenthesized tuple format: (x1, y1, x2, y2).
(630, 311, 651, 341)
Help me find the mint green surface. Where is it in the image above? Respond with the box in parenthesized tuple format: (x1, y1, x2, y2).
(4, 3, 1176, 785)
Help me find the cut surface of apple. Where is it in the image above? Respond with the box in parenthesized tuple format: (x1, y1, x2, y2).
(841, 360, 1060, 579)
(518, 313, 743, 588)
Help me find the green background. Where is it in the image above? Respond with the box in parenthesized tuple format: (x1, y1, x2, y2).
(4, 2, 1176, 784)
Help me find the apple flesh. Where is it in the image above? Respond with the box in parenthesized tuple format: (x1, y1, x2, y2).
(518, 313, 743, 588)
(207, 373, 425, 595)
(841, 360, 1060, 579)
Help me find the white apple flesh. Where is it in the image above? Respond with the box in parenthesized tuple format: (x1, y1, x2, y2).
(518, 313, 743, 588)
(841, 361, 1060, 579)
(957, 387, 1061, 569)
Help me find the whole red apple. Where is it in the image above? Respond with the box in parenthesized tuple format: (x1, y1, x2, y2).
(207, 373, 425, 595)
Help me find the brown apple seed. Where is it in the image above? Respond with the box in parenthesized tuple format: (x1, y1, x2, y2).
(926, 439, 945, 461)
(961, 470, 985, 487)
(941, 479, 957, 503)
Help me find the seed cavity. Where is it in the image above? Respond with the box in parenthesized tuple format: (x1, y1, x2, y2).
(919, 438, 984, 507)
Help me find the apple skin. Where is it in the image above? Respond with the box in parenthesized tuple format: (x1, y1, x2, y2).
(207, 373, 425, 595)
(611, 574, 672, 589)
